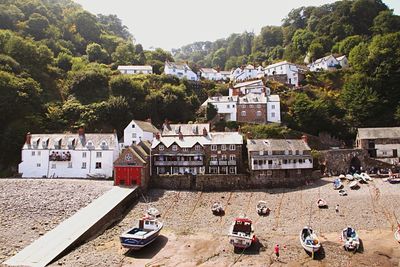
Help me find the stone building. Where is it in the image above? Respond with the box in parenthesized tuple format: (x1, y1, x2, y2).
(356, 127, 400, 165)
(247, 138, 313, 181)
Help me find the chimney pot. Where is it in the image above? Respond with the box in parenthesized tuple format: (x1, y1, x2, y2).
(203, 127, 208, 137)
(26, 132, 32, 145)
(301, 134, 308, 144)
(156, 132, 160, 140)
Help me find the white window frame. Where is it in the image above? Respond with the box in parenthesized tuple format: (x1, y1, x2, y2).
(229, 154, 236, 161)
(256, 111, 262, 117)
(132, 133, 137, 138)
(37, 163, 41, 167)
(82, 162, 87, 169)
(211, 145, 217, 151)
(229, 167, 236, 174)
(96, 152, 102, 158)
(159, 145, 165, 151)
(221, 144, 227, 151)
(172, 145, 178, 151)
(195, 145, 201, 151)
(230, 144, 236, 151)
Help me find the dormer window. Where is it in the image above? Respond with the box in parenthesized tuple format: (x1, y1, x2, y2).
(67, 138, 75, 149)
(86, 141, 94, 150)
(32, 138, 40, 149)
(172, 145, 178, 151)
(159, 145, 165, 151)
(195, 145, 201, 151)
(42, 138, 49, 149)
(100, 141, 108, 150)
(54, 138, 62, 149)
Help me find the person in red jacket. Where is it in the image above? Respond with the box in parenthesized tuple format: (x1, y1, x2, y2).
(274, 244, 280, 260)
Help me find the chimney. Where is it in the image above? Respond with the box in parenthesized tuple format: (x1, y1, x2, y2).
(203, 127, 208, 137)
(146, 118, 152, 124)
(25, 132, 32, 145)
(78, 127, 85, 136)
(155, 132, 160, 140)
(238, 126, 241, 134)
(179, 131, 183, 141)
(301, 134, 308, 144)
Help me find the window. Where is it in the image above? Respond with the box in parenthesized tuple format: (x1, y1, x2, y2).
(96, 152, 102, 158)
(159, 145, 165, 151)
(230, 155, 236, 161)
(221, 144, 227, 151)
(183, 148, 189, 152)
(51, 163, 56, 169)
(172, 145, 178, 151)
(37, 163, 41, 167)
(227, 104, 230, 108)
(271, 112, 275, 117)
(82, 152, 87, 158)
(95, 162, 102, 169)
(221, 154, 227, 160)
(38, 151, 41, 156)
(68, 162, 72, 168)
(32, 151, 35, 156)
(249, 104, 254, 108)
(209, 167, 218, 174)
(297, 169, 302, 174)
(233, 105, 235, 108)
(289, 150, 293, 155)
(256, 111, 262, 117)
(299, 159, 303, 164)
(211, 155, 218, 161)
(132, 133, 137, 138)
(230, 144, 236, 151)
(272, 105, 275, 109)
(229, 167, 236, 174)
(268, 160, 273, 165)
(211, 145, 217, 151)
(256, 104, 261, 108)
(82, 162, 87, 169)
(195, 145, 201, 151)
(283, 159, 288, 164)
(295, 150, 299, 155)
(241, 111, 246, 116)
(131, 124, 135, 128)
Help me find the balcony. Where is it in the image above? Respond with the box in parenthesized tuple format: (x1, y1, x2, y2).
(154, 161, 203, 166)
(209, 160, 218, 166)
(218, 160, 228, 165)
(228, 160, 237, 165)
(252, 162, 313, 170)
(49, 153, 71, 161)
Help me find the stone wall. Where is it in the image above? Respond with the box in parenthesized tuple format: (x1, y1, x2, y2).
(150, 171, 317, 191)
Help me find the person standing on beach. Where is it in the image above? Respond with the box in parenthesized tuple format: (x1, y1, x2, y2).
(274, 244, 280, 260)
(335, 204, 339, 213)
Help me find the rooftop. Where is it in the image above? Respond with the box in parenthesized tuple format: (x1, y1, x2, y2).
(117, 65, 152, 71)
(233, 79, 264, 89)
(357, 127, 400, 140)
(162, 123, 210, 136)
(133, 120, 159, 134)
(247, 139, 310, 152)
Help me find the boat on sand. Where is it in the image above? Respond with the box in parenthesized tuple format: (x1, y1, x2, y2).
(300, 226, 321, 255)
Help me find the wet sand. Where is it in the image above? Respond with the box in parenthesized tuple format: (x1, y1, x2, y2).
(52, 177, 400, 266)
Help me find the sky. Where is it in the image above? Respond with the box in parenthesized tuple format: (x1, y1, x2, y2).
(73, 0, 400, 51)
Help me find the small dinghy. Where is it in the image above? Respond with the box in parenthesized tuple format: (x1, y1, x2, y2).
(228, 217, 255, 250)
(339, 189, 348, 196)
(395, 225, 400, 243)
(256, 201, 270, 215)
(333, 178, 343, 190)
(388, 177, 400, 184)
(120, 215, 163, 250)
(360, 173, 372, 181)
(349, 180, 359, 189)
(317, 198, 327, 208)
(146, 207, 161, 218)
(341, 226, 360, 252)
(300, 226, 321, 255)
(339, 174, 346, 180)
(211, 202, 224, 215)
(345, 174, 354, 181)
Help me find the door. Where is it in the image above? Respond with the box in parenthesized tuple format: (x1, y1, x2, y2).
(393, 149, 398, 158)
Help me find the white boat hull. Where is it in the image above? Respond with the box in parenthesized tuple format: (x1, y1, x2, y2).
(300, 227, 321, 254)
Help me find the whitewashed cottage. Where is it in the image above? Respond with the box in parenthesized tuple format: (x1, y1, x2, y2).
(164, 61, 198, 81)
(117, 65, 153, 75)
(123, 119, 159, 146)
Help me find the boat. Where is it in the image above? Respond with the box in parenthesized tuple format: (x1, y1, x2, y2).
(299, 226, 321, 254)
(388, 177, 400, 184)
(256, 201, 270, 215)
(211, 202, 224, 215)
(339, 174, 346, 180)
(355, 173, 368, 183)
(120, 215, 163, 250)
(317, 198, 327, 208)
(228, 217, 255, 250)
(349, 180, 359, 189)
(333, 178, 343, 190)
(395, 226, 400, 243)
(339, 189, 348, 196)
(341, 227, 360, 251)
(360, 173, 372, 181)
(345, 174, 354, 181)
(146, 207, 161, 218)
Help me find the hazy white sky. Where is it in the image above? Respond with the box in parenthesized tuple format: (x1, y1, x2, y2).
(73, 0, 400, 51)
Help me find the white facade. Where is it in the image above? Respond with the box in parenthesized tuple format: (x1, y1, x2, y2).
(230, 65, 263, 82)
(267, 95, 281, 123)
(265, 61, 301, 86)
(201, 96, 238, 121)
(229, 80, 267, 96)
(200, 68, 218, 80)
(18, 133, 119, 178)
(336, 55, 349, 69)
(117, 65, 153, 75)
(164, 61, 198, 81)
(308, 55, 340, 72)
(123, 120, 159, 147)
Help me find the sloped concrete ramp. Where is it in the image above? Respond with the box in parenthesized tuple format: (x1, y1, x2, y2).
(4, 186, 138, 267)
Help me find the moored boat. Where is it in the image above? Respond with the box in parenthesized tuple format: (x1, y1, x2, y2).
(211, 201, 224, 215)
(349, 180, 359, 189)
(339, 189, 348, 196)
(228, 217, 255, 250)
(333, 178, 343, 190)
(317, 198, 327, 208)
(341, 226, 360, 252)
(256, 201, 270, 215)
(388, 177, 400, 184)
(345, 174, 354, 181)
(120, 215, 163, 250)
(299, 226, 321, 254)
(146, 207, 161, 218)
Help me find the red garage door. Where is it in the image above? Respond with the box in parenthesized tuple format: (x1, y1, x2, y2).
(114, 166, 142, 186)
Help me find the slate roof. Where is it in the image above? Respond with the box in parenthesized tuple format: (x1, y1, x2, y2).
(247, 139, 311, 152)
(357, 127, 400, 140)
(233, 79, 264, 88)
(162, 123, 210, 136)
(200, 68, 217, 73)
(238, 93, 267, 104)
(117, 65, 152, 71)
(133, 120, 159, 134)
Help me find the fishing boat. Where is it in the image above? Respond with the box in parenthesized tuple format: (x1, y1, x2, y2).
(146, 207, 161, 218)
(211, 202, 224, 215)
(333, 178, 343, 190)
(256, 201, 270, 215)
(120, 215, 163, 250)
(360, 173, 372, 181)
(388, 177, 400, 184)
(299, 226, 321, 254)
(349, 180, 359, 189)
(341, 226, 360, 251)
(228, 217, 255, 250)
(317, 198, 327, 208)
(339, 189, 348, 196)
(339, 174, 346, 180)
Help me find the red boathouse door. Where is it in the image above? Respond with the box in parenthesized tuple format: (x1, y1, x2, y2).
(114, 166, 142, 186)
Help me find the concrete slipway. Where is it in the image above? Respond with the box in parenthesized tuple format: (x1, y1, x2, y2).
(4, 186, 138, 267)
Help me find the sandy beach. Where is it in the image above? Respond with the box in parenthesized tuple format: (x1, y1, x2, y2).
(53, 177, 400, 266)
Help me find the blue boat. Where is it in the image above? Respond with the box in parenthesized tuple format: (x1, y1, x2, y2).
(120, 216, 163, 250)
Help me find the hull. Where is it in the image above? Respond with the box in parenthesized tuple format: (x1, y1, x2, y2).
(341, 229, 360, 251)
(120, 225, 163, 250)
(395, 230, 400, 243)
(299, 227, 321, 254)
(229, 234, 254, 249)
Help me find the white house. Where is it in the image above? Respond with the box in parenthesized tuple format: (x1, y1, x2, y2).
(308, 55, 340, 72)
(117, 65, 153, 75)
(265, 61, 302, 86)
(229, 80, 268, 96)
(164, 61, 198, 81)
(219, 71, 231, 80)
(267, 95, 281, 123)
(230, 65, 261, 82)
(200, 68, 218, 80)
(201, 96, 238, 121)
(123, 120, 159, 147)
(18, 130, 120, 178)
(336, 55, 349, 69)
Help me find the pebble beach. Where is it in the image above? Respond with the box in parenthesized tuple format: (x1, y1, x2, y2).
(2, 177, 400, 266)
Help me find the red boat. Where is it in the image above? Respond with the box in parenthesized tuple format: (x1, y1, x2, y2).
(228, 217, 255, 249)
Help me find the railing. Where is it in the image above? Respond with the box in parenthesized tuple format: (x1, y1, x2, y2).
(228, 160, 237, 165)
(218, 160, 228, 165)
(209, 160, 218, 166)
(49, 154, 71, 161)
(154, 161, 203, 166)
(252, 162, 313, 170)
